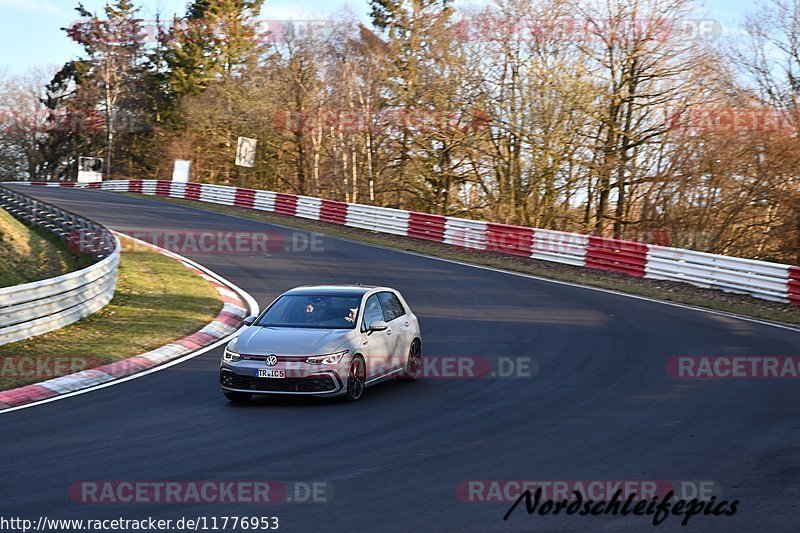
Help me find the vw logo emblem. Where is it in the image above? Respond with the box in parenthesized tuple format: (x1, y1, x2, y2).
(265, 355, 278, 367)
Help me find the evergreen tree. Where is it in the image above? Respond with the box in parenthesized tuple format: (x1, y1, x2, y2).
(42, 1, 150, 179)
(163, 0, 266, 99)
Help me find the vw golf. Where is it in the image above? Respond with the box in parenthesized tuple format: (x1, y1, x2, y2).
(220, 285, 422, 402)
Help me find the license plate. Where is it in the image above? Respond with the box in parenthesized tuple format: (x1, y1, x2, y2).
(257, 369, 285, 379)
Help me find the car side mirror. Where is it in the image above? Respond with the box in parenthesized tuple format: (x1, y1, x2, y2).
(243, 315, 257, 327)
(368, 320, 389, 332)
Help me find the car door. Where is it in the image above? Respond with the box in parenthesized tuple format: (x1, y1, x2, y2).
(360, 293, 391, 379)
(377, 291, 410, 372)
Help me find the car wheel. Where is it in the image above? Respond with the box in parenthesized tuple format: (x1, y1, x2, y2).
(399, 339, 422, 381)
(346, 356, 366, 401)
(224, 391, 252, 403)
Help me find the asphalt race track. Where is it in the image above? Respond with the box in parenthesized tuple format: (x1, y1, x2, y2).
(2, 185, 800, 532)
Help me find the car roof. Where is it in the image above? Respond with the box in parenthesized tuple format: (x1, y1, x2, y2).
(283, 285, 393, 297)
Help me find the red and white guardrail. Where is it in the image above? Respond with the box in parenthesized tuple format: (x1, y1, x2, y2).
(19, 180, 800, 306)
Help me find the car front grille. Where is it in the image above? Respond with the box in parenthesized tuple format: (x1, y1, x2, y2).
(221, 371, 337, 393)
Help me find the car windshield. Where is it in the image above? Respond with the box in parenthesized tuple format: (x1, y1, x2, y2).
(256, 294, 361, 329)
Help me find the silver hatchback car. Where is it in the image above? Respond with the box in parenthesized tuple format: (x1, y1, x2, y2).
(220, 285, 422, 402)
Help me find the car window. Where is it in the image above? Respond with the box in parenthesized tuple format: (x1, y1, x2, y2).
(378, 292, 406, 322)
(257, 295, 361, 329)
(362, 294, 385, 330)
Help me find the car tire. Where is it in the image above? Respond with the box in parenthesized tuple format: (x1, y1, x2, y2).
(346, 356, 366, 401)
(224, 391, 252, 403)
(399, 339, 422, 382)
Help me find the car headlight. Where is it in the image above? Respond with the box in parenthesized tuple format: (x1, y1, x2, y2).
(306, 350, 348, 365)
(223, 346, 241, 363)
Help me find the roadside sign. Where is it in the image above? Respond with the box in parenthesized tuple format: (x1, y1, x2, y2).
(172, 159, 191, 182)
(235, 137, 257, 168)
(77, 156, 103, 183)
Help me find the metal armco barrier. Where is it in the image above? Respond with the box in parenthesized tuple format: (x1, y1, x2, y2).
(0, 185, 119, 345)
(15, 179, 798, 305)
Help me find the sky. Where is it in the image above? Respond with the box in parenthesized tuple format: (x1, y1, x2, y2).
(0, 0, 760, 76)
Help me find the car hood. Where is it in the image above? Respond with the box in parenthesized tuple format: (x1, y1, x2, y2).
(235, 326, 355, 356)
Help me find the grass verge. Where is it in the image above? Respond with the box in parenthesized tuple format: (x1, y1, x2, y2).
(0, 235, 223, 390)
(0, 208, 92, 287)
(118, 192, 800, 327)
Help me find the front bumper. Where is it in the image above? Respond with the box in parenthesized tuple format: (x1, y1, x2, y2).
(220, 358, 346, 396)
